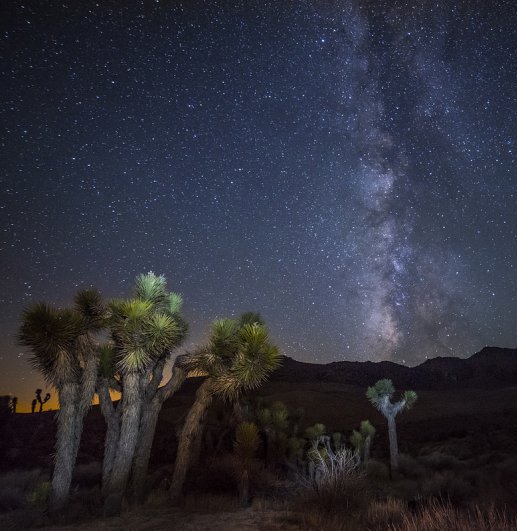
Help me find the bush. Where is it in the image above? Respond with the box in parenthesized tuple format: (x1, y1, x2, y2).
(388, 499, 517, 531)
(397, 454, 426, 479)
(366, 498, 407, 528)
(420, 471, 474, 504)
(366, 459, 390, 481)
(296, 443, 368, 513)
(420, 451, 463, 471)
(0, 469, 43, 511)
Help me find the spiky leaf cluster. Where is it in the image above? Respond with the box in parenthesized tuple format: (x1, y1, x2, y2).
(108, 273, 187, 375)
(403, 390, 418, 409)
(234, 422, 260, 463)
(305, 423, 326, 441)
(74, 289, 105, 332)
(19, 303, 83, 386)
(366, 378, 395, 406)
(182, 316, 281, 400)
(98, 343, 116, 378)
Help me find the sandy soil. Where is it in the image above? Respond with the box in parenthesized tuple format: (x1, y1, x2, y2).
(40, 507, 301, 531)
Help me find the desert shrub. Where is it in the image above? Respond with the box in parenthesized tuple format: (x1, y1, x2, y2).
(397, 454, 426, 479)
(143, 487, 169, 508)
(0, 469, 43, 511)
(420, 451, 463, 471)
(366, 498, 407, 528)
(495, 456, 517, 479)
(420, 471, 474, 504)
(73, 461, 101, 488)
(366, 459, 390, 480)
(388, 498, 517, 531)
(26, 481, 51, 508)
(296, 442, 368, 513)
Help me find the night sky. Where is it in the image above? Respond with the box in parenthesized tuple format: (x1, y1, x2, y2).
(1, 1, 516, 409)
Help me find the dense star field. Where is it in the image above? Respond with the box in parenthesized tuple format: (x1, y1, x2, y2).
(1, 1, 516, 406)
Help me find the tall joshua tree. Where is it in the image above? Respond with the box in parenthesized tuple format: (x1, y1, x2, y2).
(169, 314, 281, 505)
(102, 273, 187, 515)
(366, 379, 417, 473)
(18, 289, 105, 512)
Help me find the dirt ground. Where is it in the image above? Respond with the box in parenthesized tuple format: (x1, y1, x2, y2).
(40, 506, 300, 531)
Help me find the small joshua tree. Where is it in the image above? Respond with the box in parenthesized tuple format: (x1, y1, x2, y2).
(366, 379, 416, 473)
(35, 389, 51, 412)
(256, 400, 289, 469)
(233, 422, 260, 506)
(350, 420, 376, 467)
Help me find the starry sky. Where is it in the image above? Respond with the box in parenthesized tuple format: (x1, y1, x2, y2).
(1, 0, 516, 409)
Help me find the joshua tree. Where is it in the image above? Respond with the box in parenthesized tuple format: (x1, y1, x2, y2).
(350, 420, 376, 467)
(169, 314, 281, 505)
(102, 273, 187, 515)
(18, 289, 105, 512)
(256, 400, 289, 469)
(366, 379, 416, 473)
(35, 389, 51, 412)
(233, 422, 260, 506)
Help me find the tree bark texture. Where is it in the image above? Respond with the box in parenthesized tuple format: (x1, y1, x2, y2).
(363, 435, 371, 467)
(97, 377, 120, 495)
(238, 469, 250, 507)
(129, 398, 161, 504)
(130, 364, 186, 505)
(169, 379, 213, 505)
(49, 382, 80, 513)
(104, 372, 142, 516)
(387, 415, 399, 472)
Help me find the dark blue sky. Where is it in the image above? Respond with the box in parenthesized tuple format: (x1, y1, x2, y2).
(1, 0, 516, 407)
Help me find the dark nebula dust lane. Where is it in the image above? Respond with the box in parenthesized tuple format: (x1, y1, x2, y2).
(1, 0, 516, 405)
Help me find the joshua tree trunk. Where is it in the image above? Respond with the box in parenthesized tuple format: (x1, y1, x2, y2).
(363, 435, 371, 467)
(129, 398, 161, 504)
(69, 353, 98, 473)
(169, 379, 213, 505)
(387, 415, 399, 473)
(104, 373, 142, 516)
(49, 382, 79, 513)
(130, 362, 186, 505)
(238, 469, 249, 507)
(97, 377, 120, 494)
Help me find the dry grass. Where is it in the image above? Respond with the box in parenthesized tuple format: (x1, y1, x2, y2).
(387, 499, 517, 531)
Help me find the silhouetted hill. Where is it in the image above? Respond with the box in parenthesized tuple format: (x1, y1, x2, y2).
(271, 346, 517, 390)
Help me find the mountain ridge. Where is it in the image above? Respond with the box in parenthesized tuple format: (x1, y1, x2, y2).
(271, 346, 517, 390)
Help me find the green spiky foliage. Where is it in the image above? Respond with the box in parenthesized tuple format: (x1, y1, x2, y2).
(238, 312, 264, 327)
(350, 420, 376, 466)
(234, 422, 260, 464)
(18, 289, 106, 512)
(234, 422, 260, 507)
(19, 304, 83, 386)
(332, 432, 343, 451)
(366, 378, 394, 405)
(181, 319, 281, 401)
(305, 423, 326, 441)
(102, 272, 188, 514)
(366, 379, 417, 473)
(98, 344, 116, 379)
(350, 430, 363, 452)
(170, 314, 281, 504)
(255, 400, 291, 469)
(403, 390, 418, 409)
(360, 420, 376, 439)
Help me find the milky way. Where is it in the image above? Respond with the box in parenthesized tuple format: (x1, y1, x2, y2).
(1, 0, 516, 406)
